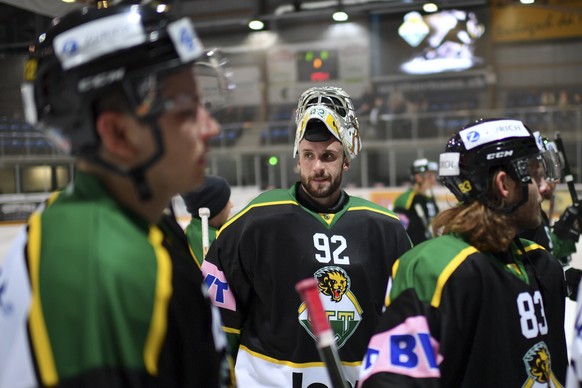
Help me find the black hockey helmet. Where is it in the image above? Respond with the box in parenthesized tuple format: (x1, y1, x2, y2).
(409, 158, 438, 181)
(22, 3, 231, 156)
(438, 118, 545, 213)
(22, 3, 230, 198)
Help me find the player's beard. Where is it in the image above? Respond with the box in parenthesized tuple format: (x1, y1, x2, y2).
(301, 172, 342, 199)
(512, 184, 542, 230)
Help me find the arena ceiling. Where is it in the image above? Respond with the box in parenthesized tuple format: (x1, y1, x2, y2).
(0, 0, 487, 53)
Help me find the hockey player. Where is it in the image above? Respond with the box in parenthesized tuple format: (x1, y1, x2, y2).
(202, 86, 412, 387)
(518, 136, 582, 300)
(393, 158, 440, 245)
(0, 4, 234, 387)
(182, 175, 233, 266)
(359, 118, 568, 387)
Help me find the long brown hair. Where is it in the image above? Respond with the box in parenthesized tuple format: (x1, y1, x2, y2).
(432, 169, 518, 252)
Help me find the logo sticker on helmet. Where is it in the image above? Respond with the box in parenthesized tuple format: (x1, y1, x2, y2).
(439, 152, 460, 176)
(167, 18, 204, 63)
(54, 13, 147, 70)
(459, 119, 530, 150)
(466, 131, 480, 143)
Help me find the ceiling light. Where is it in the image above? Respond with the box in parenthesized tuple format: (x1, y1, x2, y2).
(248, 19, 265, 31)
(332, 10, 349, 22)
(423, 3, 438, 13)
(520, 0, 535, 3)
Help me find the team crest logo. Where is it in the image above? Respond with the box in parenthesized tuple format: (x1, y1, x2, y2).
(521, 342, 562, 387)
(297, 266, 362, 348)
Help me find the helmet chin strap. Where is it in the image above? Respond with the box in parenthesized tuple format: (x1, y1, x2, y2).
(89, 116, 165, 201)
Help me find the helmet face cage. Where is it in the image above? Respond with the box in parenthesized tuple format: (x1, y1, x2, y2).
(293, 86, 361, 159)
(123, 49, 232, 119)
(538, 136, 562, 183)
(438, 119, 543, 210)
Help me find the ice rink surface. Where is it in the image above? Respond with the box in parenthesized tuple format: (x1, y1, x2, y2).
(1, 222, 580, 359)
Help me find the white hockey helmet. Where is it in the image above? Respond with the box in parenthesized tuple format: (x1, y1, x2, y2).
(293, 86, 361, 159)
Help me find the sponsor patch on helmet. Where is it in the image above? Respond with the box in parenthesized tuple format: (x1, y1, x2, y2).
(459, 119, 530, 150)
(54, 13, 147, 70)
(439, 152, 460, 176)
(167, 18, 204, 63)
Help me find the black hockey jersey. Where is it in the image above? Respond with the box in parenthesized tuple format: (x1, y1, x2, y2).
(202, 184, 412, 387)
(393, 189, 439, 246)
(359, 234, 568, 387)
(0, 171, 233, 388)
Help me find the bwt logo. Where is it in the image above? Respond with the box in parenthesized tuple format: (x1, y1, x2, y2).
(466, 131, 480, 142)
(486, 150, 514, 160)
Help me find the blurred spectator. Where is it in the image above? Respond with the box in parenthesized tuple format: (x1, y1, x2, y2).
(388, 88, 408, 113)
(558, 89, 570, 107)
(369, 96, 388, 139)
(541, 89, 556, 106)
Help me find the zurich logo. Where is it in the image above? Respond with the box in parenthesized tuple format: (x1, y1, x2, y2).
(466, 131, 480, 143)
(61, 39, 79, 56)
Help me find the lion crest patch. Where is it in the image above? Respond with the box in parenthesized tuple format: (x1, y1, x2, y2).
(522, 341, 562, 387)
(297, 266, 362, 348)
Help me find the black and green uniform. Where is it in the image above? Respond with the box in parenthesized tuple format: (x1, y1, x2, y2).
(202, 183, 412, 387)
(185, 217, 218, 266)
(0, 171, 233, 388)
(393, 188, 439, 246)
(359, 234, 568, 387)
(520, 208, 581, 300)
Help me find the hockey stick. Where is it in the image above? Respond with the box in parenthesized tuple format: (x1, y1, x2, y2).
(198, 207, 211, 258)
(295, 278, 348, 388)
(554, 133, 578, 203)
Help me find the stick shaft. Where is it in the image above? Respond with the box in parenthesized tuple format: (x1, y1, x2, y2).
(555, 134, 578, 203)
(295, 278, 348, 388)
(199, 207, 210, 259)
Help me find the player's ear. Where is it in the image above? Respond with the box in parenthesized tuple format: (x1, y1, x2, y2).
(494, 170, 512, 200)
(343, 157, 350, 172)
(95, 111, 139, 161)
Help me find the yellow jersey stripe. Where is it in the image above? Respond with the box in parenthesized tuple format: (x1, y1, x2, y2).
(239, 345, 361, 368)
(218, 200, 299, 237)
(431, 246, 478, 308)
(28, 210, 59, 386)
(348, 206, 400, 220)
(144, 226, 173, 375)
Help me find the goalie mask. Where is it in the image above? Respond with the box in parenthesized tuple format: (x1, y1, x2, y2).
(293, 86, 361, 159)
(439, 118, 555, 213)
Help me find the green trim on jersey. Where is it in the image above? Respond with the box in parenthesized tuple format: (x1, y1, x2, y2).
(389, 235, 546, 308)
(219, 186, 400, 236)
(393, 188, 416, 211)
(31, 172, 171, 382)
